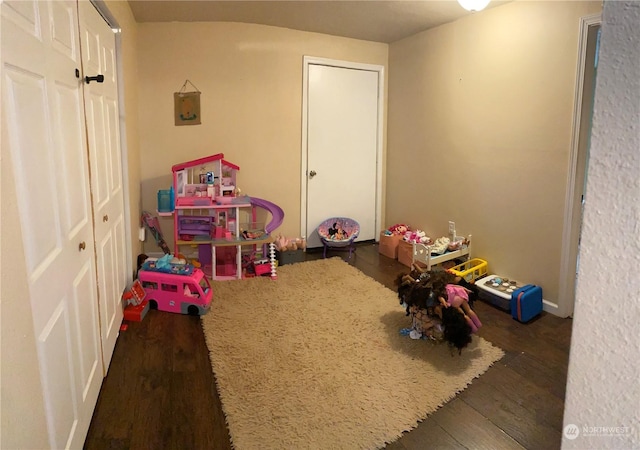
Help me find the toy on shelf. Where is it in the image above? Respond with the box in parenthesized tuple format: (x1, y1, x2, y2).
(138, 254, 212, 316)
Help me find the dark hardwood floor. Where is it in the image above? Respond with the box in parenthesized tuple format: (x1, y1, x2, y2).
(84, 243, 572, 450)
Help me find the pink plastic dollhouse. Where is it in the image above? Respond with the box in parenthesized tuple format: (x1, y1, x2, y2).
(169, 153, 283, 280)
(172, 153, 239, 208)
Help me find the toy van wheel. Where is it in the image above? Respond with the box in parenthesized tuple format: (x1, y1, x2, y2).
(187, 305, 199, 316)
(149, 299, 158, 310)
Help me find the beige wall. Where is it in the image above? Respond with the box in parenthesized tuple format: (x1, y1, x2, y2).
(0, 2, 139, 448)
(137, 22, 388, 253)
(386, 1, 601, 307)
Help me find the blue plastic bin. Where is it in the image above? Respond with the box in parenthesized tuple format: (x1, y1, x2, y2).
(157, 188, 174, 212)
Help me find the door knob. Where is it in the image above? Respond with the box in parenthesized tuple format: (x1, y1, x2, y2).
(85, 74, 104, 84)
(309, 170, 317, 179)
(103, 214, 109, 222)
(79, 241, 86, 251)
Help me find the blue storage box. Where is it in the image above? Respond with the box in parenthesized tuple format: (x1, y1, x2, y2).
(511, 284, 543, 323)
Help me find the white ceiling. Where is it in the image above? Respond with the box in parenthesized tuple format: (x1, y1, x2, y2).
(127, 0, 508, 44)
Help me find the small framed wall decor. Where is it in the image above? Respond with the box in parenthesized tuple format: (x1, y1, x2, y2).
(174, 79, 201, 126)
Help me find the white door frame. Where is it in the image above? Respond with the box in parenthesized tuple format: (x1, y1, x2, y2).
(300, 56, 384, 242)
(556, 13, 601, 318)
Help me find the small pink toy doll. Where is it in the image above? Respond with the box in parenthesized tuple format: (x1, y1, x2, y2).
(439, 284, 483, 333)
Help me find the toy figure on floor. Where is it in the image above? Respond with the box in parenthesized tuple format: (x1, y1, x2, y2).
(396, 265, 482, 354)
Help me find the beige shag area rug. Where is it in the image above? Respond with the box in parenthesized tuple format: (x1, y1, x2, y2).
(201, 258, 504, 449)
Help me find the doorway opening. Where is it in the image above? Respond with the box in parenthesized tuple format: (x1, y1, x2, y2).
(558, 14, 601, 318)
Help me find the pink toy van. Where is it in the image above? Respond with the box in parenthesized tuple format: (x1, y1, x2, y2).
(138, 261, 212, 316)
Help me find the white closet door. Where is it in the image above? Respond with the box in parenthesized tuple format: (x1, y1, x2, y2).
(79, 1, 126, 369)
(2, 1, 102, 448)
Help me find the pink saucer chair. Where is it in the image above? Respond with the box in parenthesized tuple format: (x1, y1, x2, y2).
(316, 217, 360, 259)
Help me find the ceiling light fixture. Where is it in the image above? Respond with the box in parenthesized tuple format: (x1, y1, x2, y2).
(457, 0, 491, 12)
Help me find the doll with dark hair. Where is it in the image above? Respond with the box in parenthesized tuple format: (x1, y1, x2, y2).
(426, 267, 480, 309)
(395, 264, 482, 353)
(440, 306, 473, 354)
(440, 284, 482, 332)
(395, 264, 431, 312)
(136, 253, 148, 278)
(395, 267, 444, 341)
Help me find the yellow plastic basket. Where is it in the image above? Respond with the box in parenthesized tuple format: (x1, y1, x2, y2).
(449, 258, 488, 282)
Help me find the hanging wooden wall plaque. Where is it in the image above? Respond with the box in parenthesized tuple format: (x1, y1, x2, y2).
(174, 80, 201, 126)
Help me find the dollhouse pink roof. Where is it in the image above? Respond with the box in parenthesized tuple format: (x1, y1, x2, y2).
(171, 153, 240, 173)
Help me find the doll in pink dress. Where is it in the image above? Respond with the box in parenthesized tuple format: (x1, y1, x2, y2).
(439, 284, 483, 333)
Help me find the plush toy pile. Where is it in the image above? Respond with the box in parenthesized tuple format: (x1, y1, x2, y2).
(402, 229, 431, 245)
(382, 223, 410, 236)
(382, 224, 432, 245)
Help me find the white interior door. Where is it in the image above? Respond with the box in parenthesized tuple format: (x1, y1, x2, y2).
(79, 1, 126, 369)
(303, 61, 381, 248)
(2, 1, 103, 447)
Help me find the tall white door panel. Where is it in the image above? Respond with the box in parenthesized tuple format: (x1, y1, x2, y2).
(2, 1, 102, 448)
(79, 1, 126, 370)
(305, 63, 380, 248)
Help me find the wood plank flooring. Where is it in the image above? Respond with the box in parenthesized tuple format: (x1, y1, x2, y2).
(84, 243, 572, 450)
